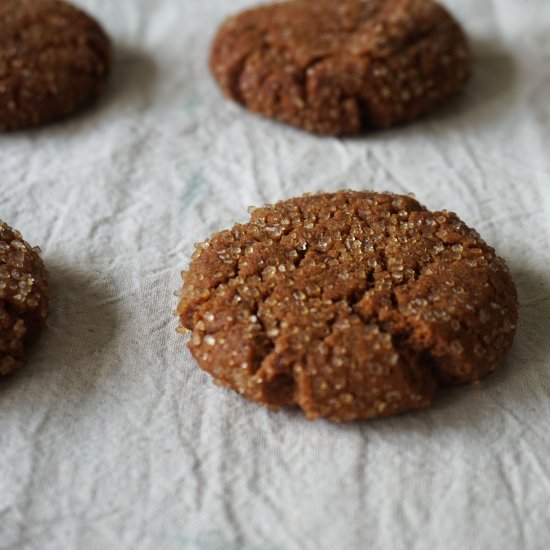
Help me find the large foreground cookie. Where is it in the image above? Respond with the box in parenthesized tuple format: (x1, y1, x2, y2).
(0, 221, 49, 375)
(211, 0, 470, 135)
(0, 0, 111, 131)
(176, 191, 517, 422)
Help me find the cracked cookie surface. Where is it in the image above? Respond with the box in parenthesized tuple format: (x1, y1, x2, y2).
(0, 0, 111, 131)
(177, 191, 518, 422)
(1, 221, 49, 376)
(210, 0, 471, 135)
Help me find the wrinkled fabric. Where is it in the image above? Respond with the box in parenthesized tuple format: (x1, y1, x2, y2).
(1, 1, 549, 549)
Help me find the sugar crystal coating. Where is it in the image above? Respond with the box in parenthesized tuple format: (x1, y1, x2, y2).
(177, 190, 518, 422)
(0, 220, 49, 375)
(0, 0, 111, 131)
(210, 0, 471, 135)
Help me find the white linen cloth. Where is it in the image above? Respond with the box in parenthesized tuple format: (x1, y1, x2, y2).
(1, 1, 550, 548)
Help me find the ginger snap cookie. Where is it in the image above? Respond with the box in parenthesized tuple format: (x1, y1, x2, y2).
(0, 0, 111, 131)
(176, 191, 517, 422)
(0, 220, 49, 375)
(210, 0, 471, 135)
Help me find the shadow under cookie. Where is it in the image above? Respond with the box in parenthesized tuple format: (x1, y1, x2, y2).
(96, 44, 158, 118)
(414, 38, 517, 131)
(45, 262, 123, 364)
(1, 261, 123, 396)
(426, 264, 549, 420)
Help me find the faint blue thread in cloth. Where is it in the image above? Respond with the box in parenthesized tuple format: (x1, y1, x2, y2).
(182, 96, 200, 118)
(179, 171, 204, 207)
(149, 529, 284, 550)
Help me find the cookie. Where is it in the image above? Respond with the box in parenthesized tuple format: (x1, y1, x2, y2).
(0, 0, 111, 131)
(176, 191, 518, 422)
(0, 220, 49, 375)
(210, 0, 470, 135)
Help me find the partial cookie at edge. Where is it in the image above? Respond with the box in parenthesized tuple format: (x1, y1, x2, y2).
(1, 220, 49, 375)
(0, 0, 111, 131)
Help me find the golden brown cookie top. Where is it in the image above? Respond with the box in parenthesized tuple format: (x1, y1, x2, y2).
(211, 0, 470, 134)
(0, 220, 49, 375)
(177, 191, 518, 422)
(0, 0, 111, 131)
